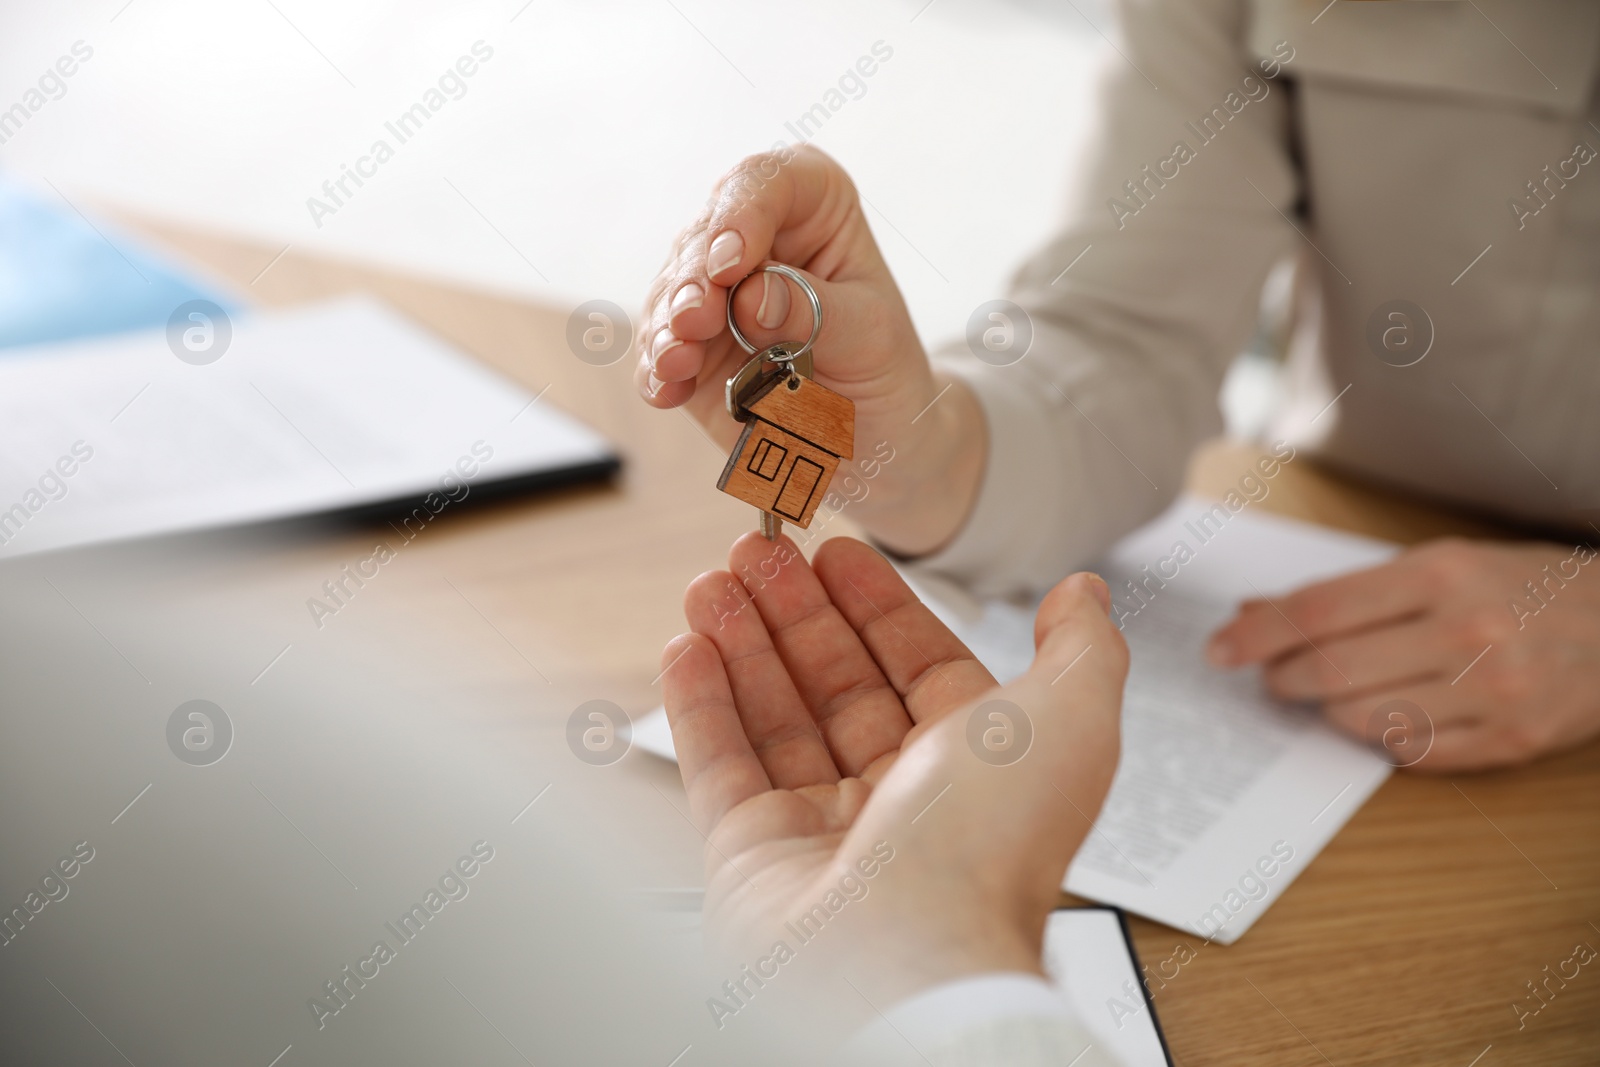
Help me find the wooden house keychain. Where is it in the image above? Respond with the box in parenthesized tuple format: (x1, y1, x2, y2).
(717, 263, 854, 540)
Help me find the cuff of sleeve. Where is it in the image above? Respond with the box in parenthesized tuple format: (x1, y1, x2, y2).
(913, 356, 1065, 597)
(841, 972, 1072, 1062)
(887, 972, 1071, 1039)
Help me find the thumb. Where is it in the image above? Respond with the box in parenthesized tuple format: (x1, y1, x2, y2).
(839, 571, 1127, 918)
(723, 261, 895, 392)
(1031, 572, 1122, 682)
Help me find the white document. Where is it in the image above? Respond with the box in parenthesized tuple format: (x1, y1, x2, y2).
(1043, 908, 1171, 1066)
(633, 496, 1398, 944)
(0, 297, 616, 557)
(1059, 497, 1396, 943)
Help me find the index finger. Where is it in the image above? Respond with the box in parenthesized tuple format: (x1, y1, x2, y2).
(661, 144, 854, 345)
(659, 633, 771, 831)
(1208, 556, 1429, 667)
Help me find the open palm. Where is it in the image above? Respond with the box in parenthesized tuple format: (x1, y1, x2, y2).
(659, 533, 1128, 1008)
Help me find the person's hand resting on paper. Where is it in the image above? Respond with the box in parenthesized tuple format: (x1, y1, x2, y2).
(657, 532, 1128, 1026)
(637, 145, 984, 556)
(1207, 538, 1600, 773)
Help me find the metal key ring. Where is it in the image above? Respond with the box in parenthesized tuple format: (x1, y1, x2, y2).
(725, 263, 823, 362)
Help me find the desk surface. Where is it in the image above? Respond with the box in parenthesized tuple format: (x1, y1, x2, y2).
(129, 215, 1600, 1066)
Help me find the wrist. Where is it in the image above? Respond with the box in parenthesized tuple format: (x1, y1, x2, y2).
(853, 372, 987, 558)
(844, 904, 1044, 1010)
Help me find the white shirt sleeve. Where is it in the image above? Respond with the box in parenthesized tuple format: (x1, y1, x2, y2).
(841, 972, 1123, 1067)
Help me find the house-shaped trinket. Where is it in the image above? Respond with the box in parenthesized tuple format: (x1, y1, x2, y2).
(717, 372, 854, 529)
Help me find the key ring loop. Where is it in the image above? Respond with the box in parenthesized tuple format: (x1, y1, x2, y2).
(725, 263, 823, 362)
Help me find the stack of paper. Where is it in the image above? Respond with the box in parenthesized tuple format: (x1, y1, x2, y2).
(0, 297, 617, 558)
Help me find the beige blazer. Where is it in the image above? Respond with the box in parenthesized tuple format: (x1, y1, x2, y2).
(927, 0, 1600, 596)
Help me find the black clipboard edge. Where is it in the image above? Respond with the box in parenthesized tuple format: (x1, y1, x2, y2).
(1053, 904, 1177, 1067)
(334, 453, 623, 524)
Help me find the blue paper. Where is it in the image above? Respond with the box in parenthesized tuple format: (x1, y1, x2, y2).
(0, 175, 237, 350)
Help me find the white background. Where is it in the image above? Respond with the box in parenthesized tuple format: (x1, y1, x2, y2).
(0, 0, 1110, 346)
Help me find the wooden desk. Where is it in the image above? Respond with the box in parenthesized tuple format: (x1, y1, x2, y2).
(126, 215, 1600, 1066)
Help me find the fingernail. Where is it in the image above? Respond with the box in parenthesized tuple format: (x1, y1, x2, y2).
(707, 230, 743, 278)
(1086, 574, 1111, 614)
(670, 282, 704, 315)
(651, 328, 683, 371)
(756, 271, 789, 329)
(647, 373, 664, 398)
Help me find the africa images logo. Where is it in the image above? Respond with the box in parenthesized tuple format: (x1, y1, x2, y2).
(166, 700, 234, 767)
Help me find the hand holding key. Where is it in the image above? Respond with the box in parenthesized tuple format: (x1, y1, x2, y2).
(638, 144, 987, 557)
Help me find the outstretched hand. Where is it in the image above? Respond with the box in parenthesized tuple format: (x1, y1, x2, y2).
(659, 533, 1128, 1012)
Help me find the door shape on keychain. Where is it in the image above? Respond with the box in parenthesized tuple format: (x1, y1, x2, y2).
(718, 372, 854, 528)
